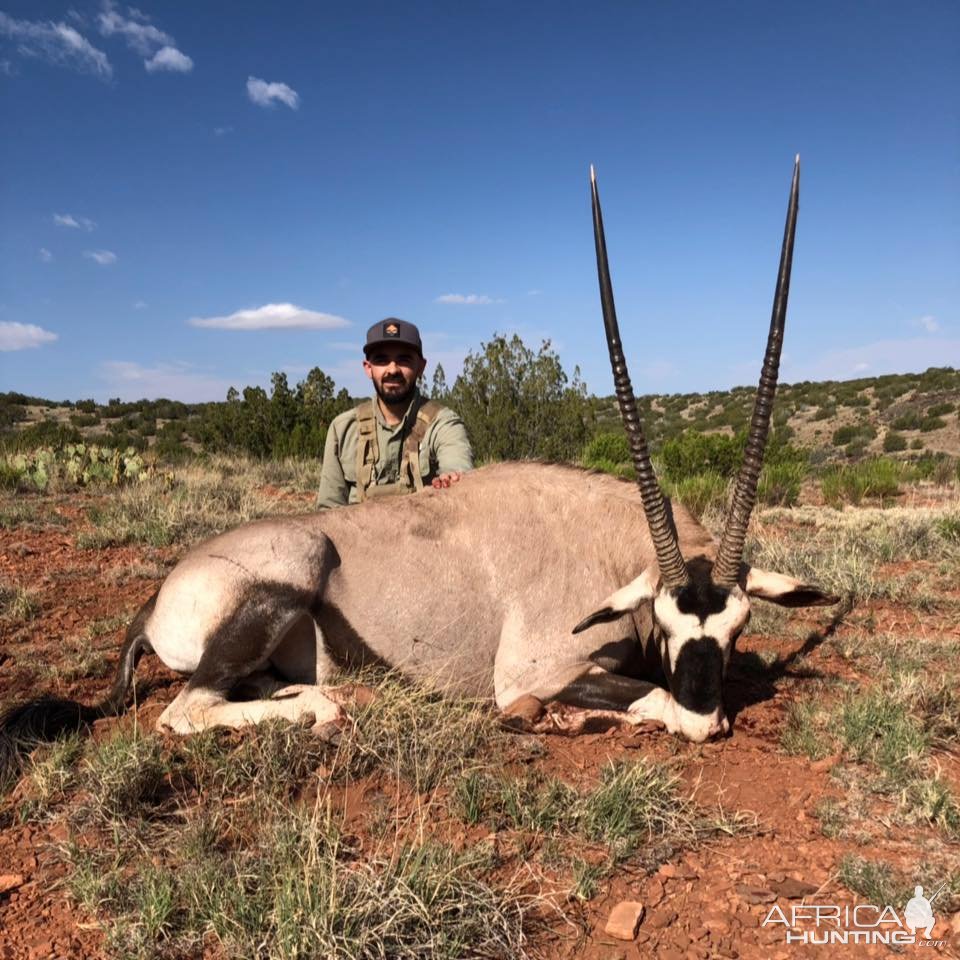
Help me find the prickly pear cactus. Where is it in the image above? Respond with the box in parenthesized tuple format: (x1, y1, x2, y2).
(0, 444, 148, 488)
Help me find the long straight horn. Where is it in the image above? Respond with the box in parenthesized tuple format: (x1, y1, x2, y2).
(590, 165, 688, 589)
(713, 156, 800, 588)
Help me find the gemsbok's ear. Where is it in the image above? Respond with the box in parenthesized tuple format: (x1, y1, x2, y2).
(745, 567, 839, 607)
(572, 568, 660, 634)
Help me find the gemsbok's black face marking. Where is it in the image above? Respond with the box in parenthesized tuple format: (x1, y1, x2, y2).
(671, 636, 724, 714)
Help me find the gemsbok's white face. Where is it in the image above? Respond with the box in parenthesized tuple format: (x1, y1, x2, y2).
(575, 559, 836, 742)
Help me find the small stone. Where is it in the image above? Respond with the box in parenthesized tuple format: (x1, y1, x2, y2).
(735, 883, 777, 904)
(704, 913, 731, 934)
(0, 874, 24, 895)
(649, 909, 678, 929)
(646, 878, 665, 906)
(604, 900, 646, 941)
(771, 877, 818, 899)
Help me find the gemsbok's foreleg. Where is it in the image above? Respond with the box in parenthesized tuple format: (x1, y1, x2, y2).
(495, 659, 678, 734)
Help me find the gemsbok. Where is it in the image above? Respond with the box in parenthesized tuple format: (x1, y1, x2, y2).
(1, 158, 837, 786)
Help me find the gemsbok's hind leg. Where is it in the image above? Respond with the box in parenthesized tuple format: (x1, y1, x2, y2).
(156, 584, 345, 737)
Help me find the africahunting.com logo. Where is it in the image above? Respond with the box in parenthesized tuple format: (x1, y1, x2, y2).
(761, 882, 948, 947)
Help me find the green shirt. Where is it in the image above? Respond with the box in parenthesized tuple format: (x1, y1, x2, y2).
(316, 391, 474, 508)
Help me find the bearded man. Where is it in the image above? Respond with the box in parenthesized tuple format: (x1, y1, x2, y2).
(317, 318, 474, 508)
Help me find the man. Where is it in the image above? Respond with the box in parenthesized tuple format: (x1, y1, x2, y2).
(317, 318, 474, 508)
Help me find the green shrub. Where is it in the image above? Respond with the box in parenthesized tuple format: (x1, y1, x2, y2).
(833, 423, 875, 447)
(758, 461, 806, 506)
(659, 430, 743, 483)
(904, 454, 957, 485)
(821, 458, 902, 506)
(892, 412, 921, 431)
(927, 402, 955, 417)
(582, 431, 630, 468)
(920, 416, 946, 432)
(883, 432, 907, 453)
(69, 412, 100, 428)
(3, 420, 82, 452)
(664, 471, 728, 518)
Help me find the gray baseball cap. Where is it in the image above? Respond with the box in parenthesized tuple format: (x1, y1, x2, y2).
(363, 318, 423, 357)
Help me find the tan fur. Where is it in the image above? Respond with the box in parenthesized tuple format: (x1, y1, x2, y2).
(139, 462, 819, 740)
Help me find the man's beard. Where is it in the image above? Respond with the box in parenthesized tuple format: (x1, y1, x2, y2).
(374, 377, 417, 408)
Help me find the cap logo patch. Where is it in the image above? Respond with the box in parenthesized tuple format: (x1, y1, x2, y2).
(384, 322, 399, 337)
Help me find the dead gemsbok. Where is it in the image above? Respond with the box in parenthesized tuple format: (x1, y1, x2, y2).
(0, 159, 836, 783)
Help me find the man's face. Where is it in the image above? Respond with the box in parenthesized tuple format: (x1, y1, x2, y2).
(363, 343, 426, 407)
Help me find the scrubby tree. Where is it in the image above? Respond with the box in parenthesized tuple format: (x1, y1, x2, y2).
(447, 334, 591, 463)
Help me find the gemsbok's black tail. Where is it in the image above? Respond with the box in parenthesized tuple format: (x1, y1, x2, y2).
(0, 591, 157, 790)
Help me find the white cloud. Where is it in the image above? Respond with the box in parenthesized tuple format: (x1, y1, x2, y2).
(53, 212, 96, 231)
(0, 321, 58, 351)
(134, 300, 147, 309)
(0, 12, 112, 78)
(435, 293, 500, 305)
(914, 314, 940, 334)
(189, 302, 349, 331)
(38, 248, 53, 262)
(144, 45, 192, 73)
(97, 2, 170, 54)
(246, 76, 299, 110)
(99, 361, 238, 402)
(213, 125, 233, 136)
(84, 249, 117, 265)
(784, 337, 960, 382)
(97, 3, 192, 74)
(527, 289, 542, 297)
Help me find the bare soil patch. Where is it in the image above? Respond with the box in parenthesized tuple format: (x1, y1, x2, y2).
(2, 486, 960, 959)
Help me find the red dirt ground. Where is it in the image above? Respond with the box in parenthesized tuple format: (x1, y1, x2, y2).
(2, 492, 959, 959)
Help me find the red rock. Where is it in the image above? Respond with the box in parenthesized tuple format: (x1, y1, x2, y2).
(770, 877, 818, 899)
(735, 883, 777, 904)
(604, 900, 645, 940)
(649, 908, 678, 929)
(704, 912, 731, 934)
(0, 874, 24, 895)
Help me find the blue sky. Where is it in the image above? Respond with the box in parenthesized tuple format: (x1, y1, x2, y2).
(1, 1, 957, 403)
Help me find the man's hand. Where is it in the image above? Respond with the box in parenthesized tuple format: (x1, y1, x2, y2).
(431, 471, 462, 489)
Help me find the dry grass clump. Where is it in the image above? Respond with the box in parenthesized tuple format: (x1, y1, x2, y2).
(76, 458, 309, 549)
(0, 580, 41, 622)
(749, 500, 960, 603)
(782, 675, 960, 839)
(329, 672, 508, 791)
